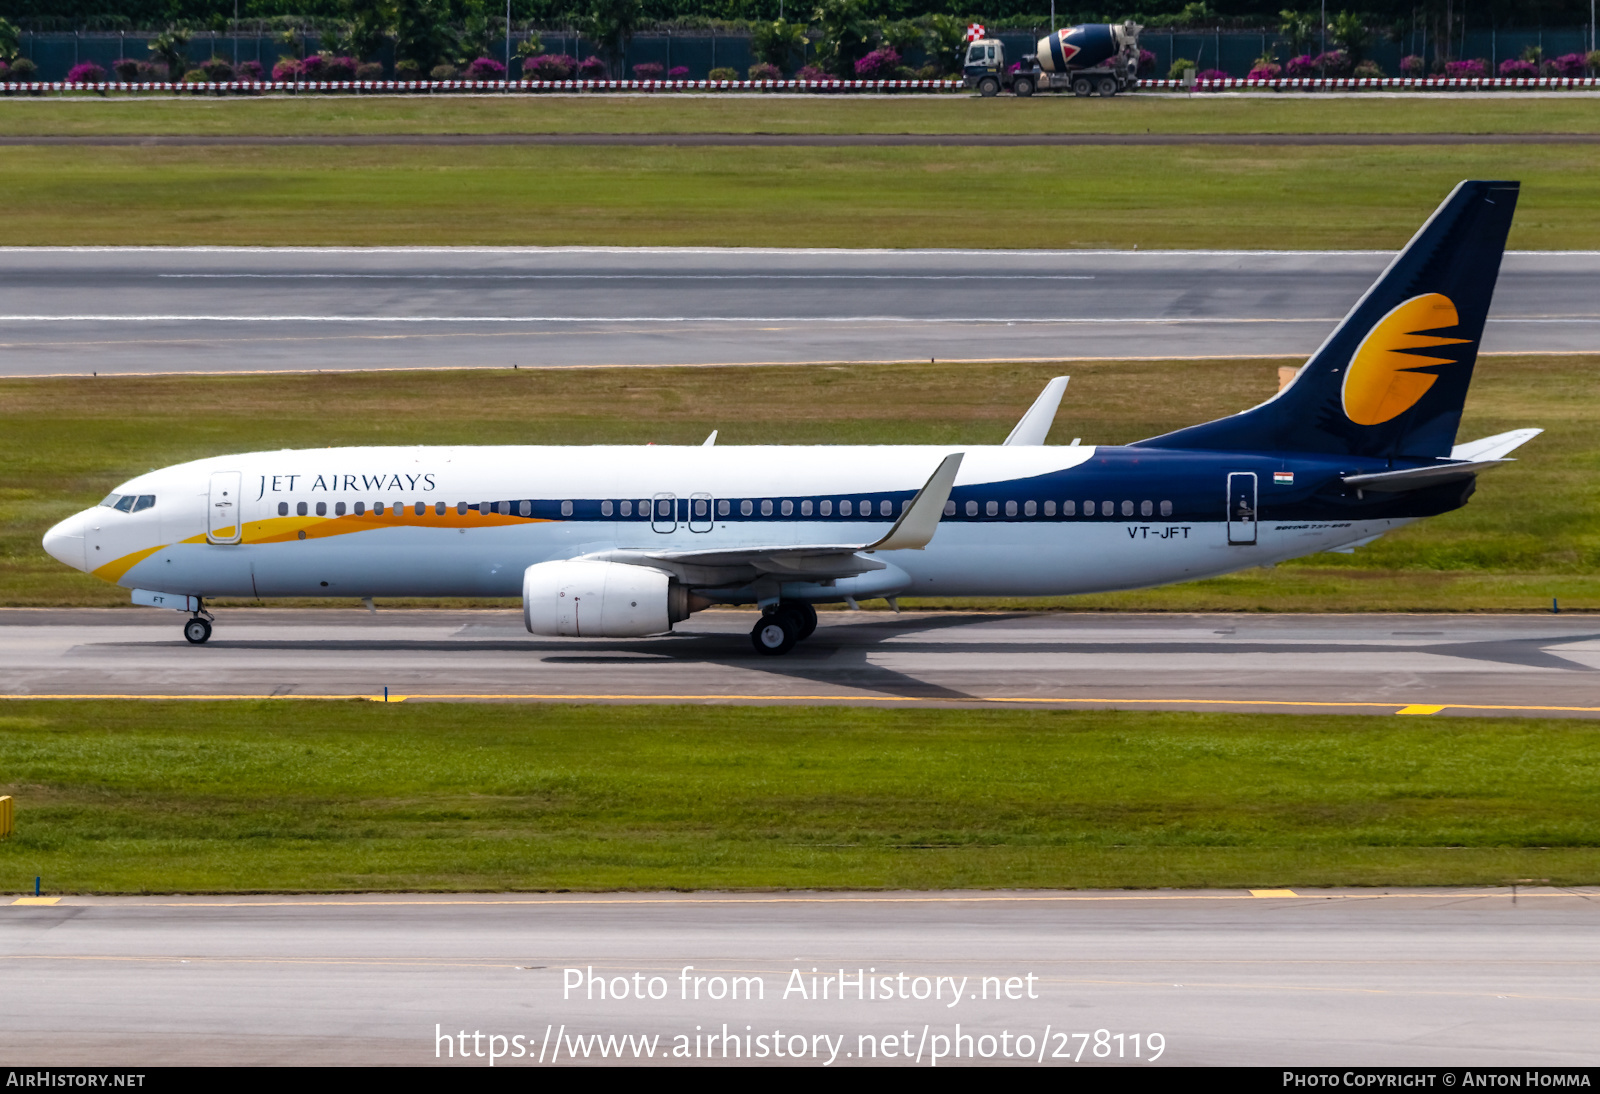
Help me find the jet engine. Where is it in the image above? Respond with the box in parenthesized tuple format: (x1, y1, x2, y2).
(522, 559, 697, 637)
(1036, 22, 1139, 73)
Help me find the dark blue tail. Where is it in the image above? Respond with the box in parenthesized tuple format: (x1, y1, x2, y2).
(1134, 180, 1519, 460)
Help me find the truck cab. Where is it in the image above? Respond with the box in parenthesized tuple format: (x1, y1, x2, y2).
(963, 39, 1005, 90)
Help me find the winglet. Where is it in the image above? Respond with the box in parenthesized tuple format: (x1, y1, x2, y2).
(868, 453, 963, 552)
(702, 430, 718, 447)
(1003, 376, 1069, 446)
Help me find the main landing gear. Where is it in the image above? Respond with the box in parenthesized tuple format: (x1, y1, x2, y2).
(183, 605, 215, 645)
(750, 601, 818, 656)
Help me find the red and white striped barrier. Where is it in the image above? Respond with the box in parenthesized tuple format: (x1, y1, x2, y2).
(18, 75, 1600, 94)
(12, 77, 967, 95)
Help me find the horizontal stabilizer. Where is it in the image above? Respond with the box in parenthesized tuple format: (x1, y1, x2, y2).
(1450, 427, 1541, 462)
(1342, 458, 1510, 491)
(1003, 377, 1069, 446)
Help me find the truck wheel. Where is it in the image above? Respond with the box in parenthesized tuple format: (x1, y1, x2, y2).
(1097, 76, 1118, 97)
(978, 76, 1000, 97)
(1012, 75, 1034, 97)
(1072, 77, 1093, 97)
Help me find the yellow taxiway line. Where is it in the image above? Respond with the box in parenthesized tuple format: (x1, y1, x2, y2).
(3, 693, 1600, 715)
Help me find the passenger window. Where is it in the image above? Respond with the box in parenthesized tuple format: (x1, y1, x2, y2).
(877, 500, 889, 517)
(601, 500, 614, 517)
(801, 500, 813, 516)
(414, 502, 425, 517)
(620, 499, 632, 517)
(1141, 500, 1153, 517)
(336, 502, 347, 516)
(316, 502, 327, 517)
(374, 502, 385, 516)
(780, 500, 793, 516)
(393, 502, 404, 517)
(1161, 500, 1173, 516)
(435, 502, 446, 516)
(943, 500, 955, 516)
(986, 500, 999, 517)
(695, 498, 708, 517)
(354, 502, 365, 516)
(760, 500, 773, 516)
(132, 495, 156, 512)
(840, 500, 853, 516)
(297, 501, 308, 517)
(115, 495, 136, 512)
(560, 501, 573, 516)
(1044, 500, 1056, 516)
(278, 502, 289, 516)
(1121, 501, 1134, 517)
(820, 499, 832, 516)
(1062, 500, 1074, 515)
(717, 499, 730, 517)
(1004, 500, 1017, 517)
(1024, 500, 1036, 517)
(1101, 501, 1114, 516)
(965, 500, 977, 516)
(740, 500, 752, 516)
(455, 502, 466, 516)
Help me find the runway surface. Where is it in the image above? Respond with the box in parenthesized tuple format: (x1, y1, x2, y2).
(4, 887, 1597, 1066)
(1, 248, 1594, 376)
(6, 609, 1598, 717)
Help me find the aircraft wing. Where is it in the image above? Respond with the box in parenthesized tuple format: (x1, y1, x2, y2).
(580, 453, 963, 584)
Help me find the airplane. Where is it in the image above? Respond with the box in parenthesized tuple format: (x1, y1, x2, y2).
(42, 180, 1539, 656)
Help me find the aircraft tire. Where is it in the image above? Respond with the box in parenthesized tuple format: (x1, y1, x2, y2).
(1012, 76, 1034, 97)
(978, 76, 1000, 97)
(1072, 77, 1093, 96)
(184, 617, 212, 645)
(1096, 76, 1117, 96)
(751, 613, 798, 656)
(786, 602, 819, 640)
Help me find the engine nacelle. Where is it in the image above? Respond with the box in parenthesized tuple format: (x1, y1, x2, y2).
(1036, 22, 1138, 73)
(522, 559, 693, 637)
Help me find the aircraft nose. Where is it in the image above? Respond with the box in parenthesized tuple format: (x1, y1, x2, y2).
(42, 510, 90, 572)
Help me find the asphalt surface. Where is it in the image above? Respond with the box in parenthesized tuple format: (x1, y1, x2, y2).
(0, 248, 1594, 376)
(4, 888, 1597, 1066)
(6, 609, 1598, 717)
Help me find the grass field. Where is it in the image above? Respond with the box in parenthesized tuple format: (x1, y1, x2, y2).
(3, 94, 1600, 136)
(4, 354, 1595, 611)
(2, 701, 1598, 893)
(0, 144, 1589, 247)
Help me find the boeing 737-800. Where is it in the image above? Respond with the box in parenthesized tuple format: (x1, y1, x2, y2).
(42, 181, 1539, 655)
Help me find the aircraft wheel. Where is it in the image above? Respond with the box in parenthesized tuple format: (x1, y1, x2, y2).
(785, 602, 818, 640)
(1072, 77, 1093, 97)
(751, 613, 798, 656)
(184, 617, 212, 645)
(1012, 76, 1034, 97)
(977, 76, 1000, 97)
(1097, 77, 1117, 97)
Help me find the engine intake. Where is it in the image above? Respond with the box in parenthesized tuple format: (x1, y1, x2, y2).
(522, 559, 696, 637)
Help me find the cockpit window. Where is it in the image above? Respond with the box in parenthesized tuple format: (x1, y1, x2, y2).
(100, 493, 121, 507)
(132, 495, 156, 512)
(113, 495, 136, 512)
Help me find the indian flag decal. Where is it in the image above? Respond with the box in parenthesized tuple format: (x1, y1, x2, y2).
(1274, 471, 1294, 485)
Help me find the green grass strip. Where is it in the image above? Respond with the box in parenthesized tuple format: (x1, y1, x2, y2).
(2, 701, 1598, 893)
(0, 144, 1593, 247)
(4, 96, 1600, 136)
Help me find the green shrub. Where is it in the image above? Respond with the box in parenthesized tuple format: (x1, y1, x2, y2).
(430, 63, 458, 80)
(182, 68, 207, 83)
(9, 56, 35, 81)
(1168, 56, 1195, 79)
(1352, 59, 1384, 78)
(394, 58, 422, 79)
(707, 66, 738, 80)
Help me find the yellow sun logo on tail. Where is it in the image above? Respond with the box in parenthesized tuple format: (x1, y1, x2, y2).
(1341, 293, 1472, 426)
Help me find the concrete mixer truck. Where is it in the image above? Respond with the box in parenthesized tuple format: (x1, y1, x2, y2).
(963, 22, 1142, 96)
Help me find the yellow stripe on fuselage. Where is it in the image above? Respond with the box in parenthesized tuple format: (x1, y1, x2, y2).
(244, 508, 541, 545)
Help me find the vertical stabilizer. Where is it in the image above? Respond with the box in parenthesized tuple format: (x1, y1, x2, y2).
(1135, 181, 1519, 459)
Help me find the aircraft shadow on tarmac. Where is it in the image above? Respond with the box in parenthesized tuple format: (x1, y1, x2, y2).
(96, 615, 1600, 703)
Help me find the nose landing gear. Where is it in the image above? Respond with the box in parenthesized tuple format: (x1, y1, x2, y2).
(749, 601, 819, 656)
(183, 606, 215, 645)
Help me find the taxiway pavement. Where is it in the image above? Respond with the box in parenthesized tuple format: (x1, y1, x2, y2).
(3, 887, 1597, 1066)
(0, 248, 1594, 376)
(4, 608, 1597, 717)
